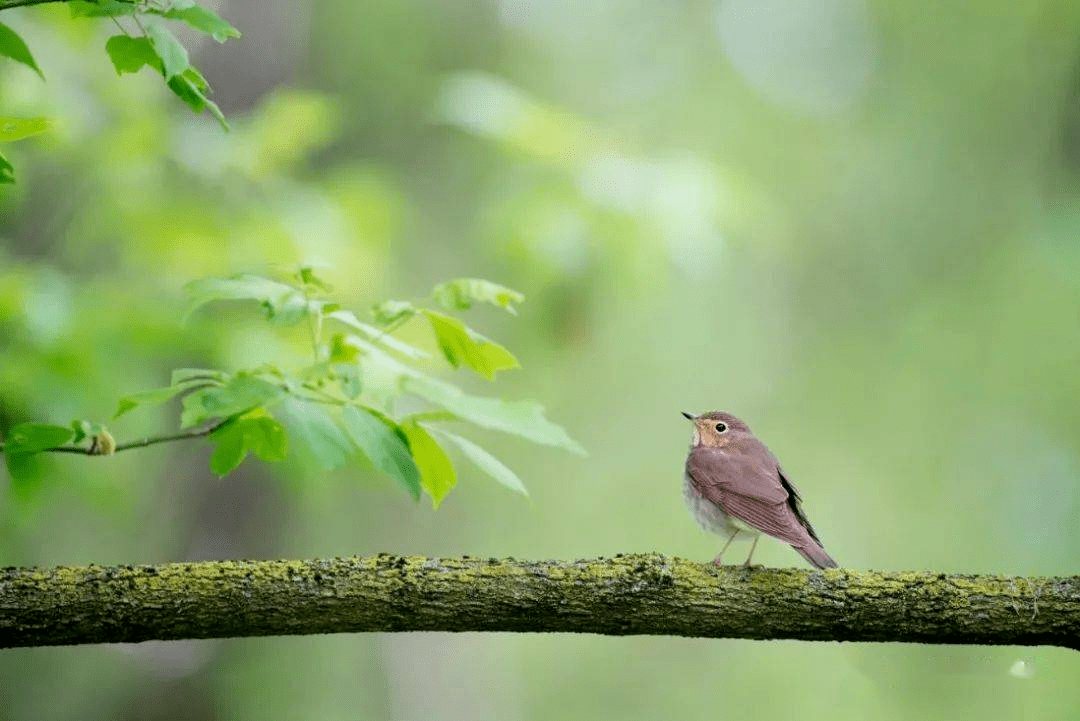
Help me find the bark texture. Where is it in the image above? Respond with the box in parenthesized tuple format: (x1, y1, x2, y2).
(0, 554, 1076, 649)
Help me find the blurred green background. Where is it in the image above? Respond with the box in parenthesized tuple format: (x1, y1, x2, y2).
(2, 0, 1079, 718)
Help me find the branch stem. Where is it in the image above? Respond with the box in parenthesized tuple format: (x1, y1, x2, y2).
(113, 424, 222, 451)
(0, 423, 224, 456)
(0, 0, 134, 10)
(0, 554, 1077, 650)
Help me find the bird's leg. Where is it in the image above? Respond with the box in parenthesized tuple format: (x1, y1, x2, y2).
(713, 530, 740, 566)
(741, 536, 760, 568)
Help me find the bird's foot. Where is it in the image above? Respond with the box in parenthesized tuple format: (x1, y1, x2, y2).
(712, 556, 726, 566)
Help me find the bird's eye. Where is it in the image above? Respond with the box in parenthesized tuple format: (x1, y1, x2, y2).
(715, 422, 727, 433)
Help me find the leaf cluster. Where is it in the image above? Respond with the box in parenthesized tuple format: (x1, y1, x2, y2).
(0, 0, 240, 182)
(0, 270, 583, 508)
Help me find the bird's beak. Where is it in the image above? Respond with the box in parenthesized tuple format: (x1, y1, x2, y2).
(681, 411, 697, 421)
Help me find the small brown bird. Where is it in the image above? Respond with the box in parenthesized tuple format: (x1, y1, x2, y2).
(682, 411, 837, 569)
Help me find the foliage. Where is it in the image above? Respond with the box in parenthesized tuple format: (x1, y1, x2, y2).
(6, 0, 1079, 717)
(0, 268, 583, 507)
(0, 115, 48, 182)
(0, 0, 239, 182)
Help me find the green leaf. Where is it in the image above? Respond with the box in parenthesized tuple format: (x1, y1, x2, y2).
(5, 451, 45, 502)
(334, 363, 362, 399)
(298, 361, 333, 386)
(402, 410, 458, 424)
(245, 416, 288, 462)
(264, 290, 309, 325)
(296, 360, 359, 399)
(106, 30, 226, 129)
(115, 378, 208, 418)
(166, 69, 205, 108)
(432, 278, 524, 315)
(182, 63, 209, 90)
(351, 336, 417, 380)
(2, 423, 73, 454)
(329, 333, 359, 363)
(401, 423, 456, 508)
(71, 421, 89, 445)
(146, 24, 189, 79)
(327, 309, 429, 359)
(167, 67, 229, 129)
(251, 364, 286, 381)
(105, 35, 161, 75)
(70, 0, 138, 18)
(70, 420, 105, 445)
(0, 117, 49, 142)
(0, 22, 43, 79)
(208, 415, 287, 476)
(349, 337, 420, 409)
(405, 376, 586, 455)
(161, 4, 240, 43)
(341, 406, 421, 500)
(208, 420, 245, 476)
(170, 368, 227, 386)
(179, 375, 284, 429)
(204, 97, 228, 129)
(0, 150, 12, 184)
(184, 275, 303, 322)
(372, 299, 415, 326)
(279, 400, 353, 470)
(435, 430, 527, 496)
(424, 310, 519, 379)
(297, 266, 332, 293)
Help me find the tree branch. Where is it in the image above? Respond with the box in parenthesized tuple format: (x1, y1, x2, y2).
(0, 0, 112, 10)
(0, 554, 1076, 649)
(112, 425, 220, 452)
(0, 424, 223, 456)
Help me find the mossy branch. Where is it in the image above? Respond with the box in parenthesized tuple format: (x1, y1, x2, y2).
(0, 554, 1076, 650)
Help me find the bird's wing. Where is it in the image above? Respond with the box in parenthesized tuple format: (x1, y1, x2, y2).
(777, 466, 824, 546)
(686, 443, 787, 504)
(686, 445, 816, 547)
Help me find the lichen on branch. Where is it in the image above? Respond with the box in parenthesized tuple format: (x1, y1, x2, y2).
(0, 554, 1076, 649)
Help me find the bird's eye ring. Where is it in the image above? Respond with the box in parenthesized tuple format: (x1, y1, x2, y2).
(715, 422, 727, 433)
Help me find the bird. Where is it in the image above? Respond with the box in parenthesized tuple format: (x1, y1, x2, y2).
(682, 410, 837, 569)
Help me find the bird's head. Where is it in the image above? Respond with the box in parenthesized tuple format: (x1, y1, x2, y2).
(681, 410, 752, 448)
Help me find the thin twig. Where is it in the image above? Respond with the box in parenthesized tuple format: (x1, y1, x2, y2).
(310, 310, 323, 361)
(299, 383, 345, 406)
(130, 10, 147, 35)
(0, 0, 73, 9)
(376, 311, 416, 340)
(0, 423, 225, 456)
(0, 0, 134, 10)
(113, 423, 223, 452)
(109, 15, 130, 37)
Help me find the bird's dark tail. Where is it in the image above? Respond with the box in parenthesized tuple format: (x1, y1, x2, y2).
(793, 543, 837, 569)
